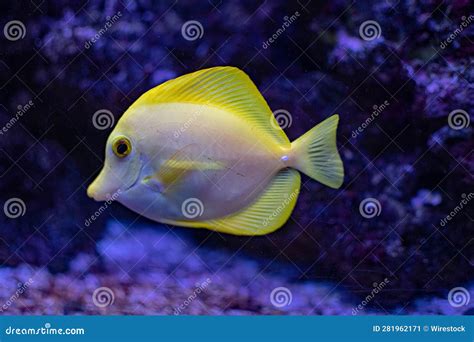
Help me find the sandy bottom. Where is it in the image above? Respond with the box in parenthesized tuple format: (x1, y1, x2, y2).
(0, 222, 472, 315)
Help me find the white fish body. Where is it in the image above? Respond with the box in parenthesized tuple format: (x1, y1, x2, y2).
(87, 67, 344, 235)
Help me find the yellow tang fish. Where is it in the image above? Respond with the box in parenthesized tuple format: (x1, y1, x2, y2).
(87, 66, 344, 235)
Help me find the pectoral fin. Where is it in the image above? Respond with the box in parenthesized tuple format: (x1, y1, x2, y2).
(142, 176, 164, 192)
(143, 147, 224, 192)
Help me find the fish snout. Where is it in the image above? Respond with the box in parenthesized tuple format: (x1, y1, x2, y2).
(87, 168, 123, 202)
(87, 183, 105, 201)
(87, 182, 121, 202)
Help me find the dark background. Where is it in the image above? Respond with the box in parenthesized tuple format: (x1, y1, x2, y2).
(0, 0, 472, 315)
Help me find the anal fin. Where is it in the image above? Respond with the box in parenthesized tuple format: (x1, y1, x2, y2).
(164, 169, 301, 235)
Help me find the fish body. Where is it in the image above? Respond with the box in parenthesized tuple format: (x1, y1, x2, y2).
(87, 67, 344, 235)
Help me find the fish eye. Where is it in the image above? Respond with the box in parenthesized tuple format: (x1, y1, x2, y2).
(112, 136, 131, 158)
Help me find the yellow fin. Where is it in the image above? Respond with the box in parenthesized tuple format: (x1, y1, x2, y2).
(290, 114, 344, 189)
(162, 168, 301, 235)
(168, 160, 224, 171)
(144, 147, 224, 192)
(128, 66, 290, 147)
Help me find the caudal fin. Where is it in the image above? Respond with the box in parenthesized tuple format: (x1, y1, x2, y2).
(290, 114, 344, 189)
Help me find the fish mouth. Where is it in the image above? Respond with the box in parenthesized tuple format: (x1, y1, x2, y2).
(87, 162, 143, 201)
(87, 182, 120, 202)
(87, 167, 123, 202)
(87, 177, 140, 202)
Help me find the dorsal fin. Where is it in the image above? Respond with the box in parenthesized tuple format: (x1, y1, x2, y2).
(128, 66, 290, 146)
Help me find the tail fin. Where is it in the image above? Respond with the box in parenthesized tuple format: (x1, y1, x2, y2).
(289, 114, 344, 189)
